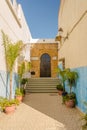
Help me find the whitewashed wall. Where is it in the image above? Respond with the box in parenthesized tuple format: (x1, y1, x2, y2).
(58, 0, 87, 68)
(0, 0, 32, 71)
(0, 0, 32, 97)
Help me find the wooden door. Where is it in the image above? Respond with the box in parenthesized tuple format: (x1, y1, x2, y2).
(40, 53, 51, 77)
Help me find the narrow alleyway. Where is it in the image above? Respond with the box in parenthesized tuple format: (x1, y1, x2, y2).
(0, 93, 82, 130)
(24, 93, 82, 130)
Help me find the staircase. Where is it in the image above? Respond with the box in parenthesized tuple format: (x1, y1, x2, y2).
(25, 78, 60, 93)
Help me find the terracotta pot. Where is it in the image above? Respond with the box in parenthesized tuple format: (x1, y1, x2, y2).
(16, 95, 23, 102)
(65, 99, 75, 108)
(5, 105, 16, 114)
(58, 90, 63, 95)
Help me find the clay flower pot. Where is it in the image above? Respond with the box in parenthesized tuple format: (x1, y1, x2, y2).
(58, 90, 63, 95)
(16, 95, 23, 103)
(5, 105, 16, 114)
(65, 99, 75, 108)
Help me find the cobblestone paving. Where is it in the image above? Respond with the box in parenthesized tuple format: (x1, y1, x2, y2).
(0, 93, 82, 130)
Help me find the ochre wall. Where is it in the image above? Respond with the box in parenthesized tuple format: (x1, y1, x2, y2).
(30, 43, 58, 78)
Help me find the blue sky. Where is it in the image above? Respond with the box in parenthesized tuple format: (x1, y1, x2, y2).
(17, 0, 60, 39)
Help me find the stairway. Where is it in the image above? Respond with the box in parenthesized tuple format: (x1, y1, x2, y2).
(25, 78, 60, 93)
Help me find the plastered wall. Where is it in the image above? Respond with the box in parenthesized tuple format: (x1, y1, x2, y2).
(58, 0, 87, 112)
(0, 0, 31, 97)
(58, 0, 87, 68)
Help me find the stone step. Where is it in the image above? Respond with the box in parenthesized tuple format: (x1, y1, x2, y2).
(27, 84, 58, 87)
(26, 87, 57, 89)
(27, 81, 59, 84)
(25, 89, 58, 93)
(25, 78, 60, 93)
(27, 78, 59, 81)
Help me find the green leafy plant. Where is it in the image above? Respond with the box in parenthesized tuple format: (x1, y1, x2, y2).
(81, 114, 87, 130)
(56, 84, 63, 91)
(80, 102, 87, 130)
(56, 67, 68, 91)
(25, 61, 31, 72)
(15, 88, 23, 96)
(0, 97, 19, 111)
(18, 62, 25, 80)
(65, 68, 78, 94)
(21, 78, 28, 85)
(18, 61, 30, 89)
(2, 31, 23, 100)
(18, 61, 31, 78)
(64, 69, 78, 107)
(15, 88, 24, 102)
(64, 92, 76, 102)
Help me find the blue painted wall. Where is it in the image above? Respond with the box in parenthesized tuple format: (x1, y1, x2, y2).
(64, 66, 87, 113)
(58, 63, 63, 70)
(0, 70, 18, 98)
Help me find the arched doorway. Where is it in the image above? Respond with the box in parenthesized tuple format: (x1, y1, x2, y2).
(40, 53, 51, 77)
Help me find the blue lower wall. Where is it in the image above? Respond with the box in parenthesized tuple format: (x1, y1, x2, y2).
(65, 66, 87, 113)
(0, 70, 18, 98)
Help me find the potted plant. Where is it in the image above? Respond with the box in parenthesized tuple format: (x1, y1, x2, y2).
(64, 92, 76, 107)
(18, 61, 30, 93)
(65, 68, 78, 108)
(56, 84, 64, 95)
(4, 99, 19, 114)
(56, 67, 68, 103)
(21, 78, 28, 95)
(21, 78, 28, 85)
(56, 67, 67, 92)
(0, 97, 19, 114)
(15, 88, 24, 102)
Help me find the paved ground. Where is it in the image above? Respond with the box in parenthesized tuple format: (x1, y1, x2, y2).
(0, 93, 82, 130)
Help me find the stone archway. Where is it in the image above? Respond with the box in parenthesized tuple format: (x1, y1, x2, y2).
(40, 53, 51, 77)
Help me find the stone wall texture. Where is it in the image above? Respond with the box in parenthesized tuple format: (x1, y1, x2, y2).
(31, 43, 58, 78)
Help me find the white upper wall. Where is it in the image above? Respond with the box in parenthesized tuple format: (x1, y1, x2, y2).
(58, 0, 87, 68)
(0, 0, 32, 71)
(30, 39, 57, 44)
(0, 0, 32, 42)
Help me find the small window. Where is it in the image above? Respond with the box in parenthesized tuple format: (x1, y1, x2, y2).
(31, 71, 35, 75)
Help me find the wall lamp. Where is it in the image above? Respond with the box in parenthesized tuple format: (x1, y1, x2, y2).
(55, 27, 68, 42)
